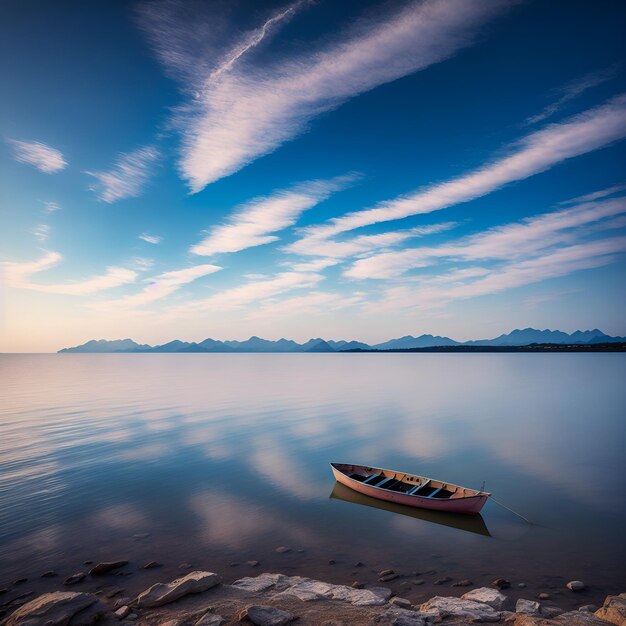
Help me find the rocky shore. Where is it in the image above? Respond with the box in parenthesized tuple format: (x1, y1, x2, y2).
(2, 565, 624, 626)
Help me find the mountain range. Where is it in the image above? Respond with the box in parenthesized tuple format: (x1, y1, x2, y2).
(58, 328, 626, 353)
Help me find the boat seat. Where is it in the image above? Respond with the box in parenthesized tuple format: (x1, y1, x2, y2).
(428, 487, 443, 498)
(377, 476, 395, 488)
(408, 480, 427, 495)
(363, 474, 381, 484)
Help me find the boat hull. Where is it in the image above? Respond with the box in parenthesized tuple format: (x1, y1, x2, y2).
(331, 465, 489, 515)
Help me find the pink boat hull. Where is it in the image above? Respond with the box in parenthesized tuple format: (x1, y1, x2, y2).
(331, 464, 489, 515)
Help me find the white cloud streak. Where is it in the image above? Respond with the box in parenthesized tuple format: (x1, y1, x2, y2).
(2, 251, 137, 295)
(190, 174, 357, 256)
(141, 0, 510, 191)
(31, 224, 50, 242)
(8, 139, 67, 173)
(139, 233, 162, 244)
(90, 263, 222, 310)
(86, 145, 160, 203)
(346, 196, 626, 279)
(291, 95, 626, 256)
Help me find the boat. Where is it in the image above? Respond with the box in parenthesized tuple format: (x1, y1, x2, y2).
(330, 462, 491, 515)
(330, 481, 491, 536)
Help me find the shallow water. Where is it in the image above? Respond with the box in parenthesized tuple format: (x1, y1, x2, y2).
(0, 353, 624, 607)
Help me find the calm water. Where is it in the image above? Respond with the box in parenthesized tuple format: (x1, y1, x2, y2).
(1, 354, 625, 608)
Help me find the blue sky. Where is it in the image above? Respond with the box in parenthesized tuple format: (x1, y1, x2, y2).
(1, 0, 625, 351)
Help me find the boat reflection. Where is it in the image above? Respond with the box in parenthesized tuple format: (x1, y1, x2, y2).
(330, 481, 491, 537)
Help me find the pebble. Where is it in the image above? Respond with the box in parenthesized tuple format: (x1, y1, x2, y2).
(230, 562, 240, 567)
(352, 581, 364, 589)
(412, 579, 425, 586)
(126, 613, 138, 621)
(240, 605, 294, 626)
(41, 571, 57, 578)
(90, 560, 129, 576)
(13, 578, 28, 585)
(247, 561, 260, 567)
(434, 576, 451, 585)
(518, 583, 527, 588)
(354, 561, 364, 567)
(115, 605, 131, 619)
(114, 597, 133, 609)
(492, 578, 511, 589)
(64, 572, 86, 585)
(579, 604, 598, 612)
(178, 563, 193, 570)
(104, 587, 125, 598)
(566, 580, 585, 591)
(275, 546, 291, 553)
(84, 561, 93, 565)
(379, 569, 395, 577)
(538, 592, 551, 600)
(143, 561, 162, 569)
(328, 560, 336, 565)
(380, 573, 399, 582)
(390, 597, 412, 608)
(453, 579, 473, 587)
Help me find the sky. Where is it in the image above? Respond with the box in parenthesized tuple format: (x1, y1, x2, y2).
(1, 0, 625, 352)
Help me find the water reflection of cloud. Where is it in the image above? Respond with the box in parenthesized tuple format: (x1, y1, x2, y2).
(92, 503, 149, 531)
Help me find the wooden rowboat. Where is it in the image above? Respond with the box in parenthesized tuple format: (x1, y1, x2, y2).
(330, 462, 491, 515)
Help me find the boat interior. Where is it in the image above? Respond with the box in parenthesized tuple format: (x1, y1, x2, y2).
(333, 463, 484, 500)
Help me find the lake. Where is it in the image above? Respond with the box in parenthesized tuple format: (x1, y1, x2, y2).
(1, 353, 624, 609)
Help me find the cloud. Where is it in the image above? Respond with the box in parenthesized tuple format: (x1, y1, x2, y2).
(248, 290, 365, 320)
(43, 201, 62, 213)
(31, 224, 50, 242)
(8, 139, 67, 173)
(86, 145, 160, 202)
(139, 233, 162, 244)
(91, 263, 222, 310)
(526, 67, 617, 125)
(346, 195, 626, 279)
(2, 251, 137, 295)
(291, 95, 626, 256)
(178, 271, 323, 312)
(559, 183, 626, 206)
(368, 237, 626, 312)
(190, 174, 357, 256)
(140, 0, 510, 191)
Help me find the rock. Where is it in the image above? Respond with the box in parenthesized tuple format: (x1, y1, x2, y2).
(126, 613, 138, 621)
(384, 607, 433, 625)
(390, 597, 412, 608)
(13, 579, 28, 585)
(539, 593, 551, 600)
(420, 596, 501, 622)
(247, 561, 260, 567)
(114, 605, 130, 619)
(434, 577, 451, 585)
(242, 605, 294, 626)
(412, 579, 425, 586)
(379, 569, 395, 577)
(41, 571, 57, 578)
(516, 599, 541, 615)
(64, 573, 86, 586)
(232, 574, 287, 593)
(179, 563, 193, 570)
(567, 581, 586, 592)
(595, 593, 626, 625)
(83, 561, 93, 565)
(493, 578, 511, 589)
(453, 579, 473, 587)
(541, 606, 564, 618)
(354, 562, 364, 567)
(104, 587, 124, 598)
(328, 560, 336, 565)
(113, 597, 132, 609)
(462, 587, 508, 610)
(136, 571, 221, 608)
(275, 546, 291, 554)
(195, 611, 226, 626)
(556, 610, 614, 625)
(4, 591, 98, 626)
(579, 605, 598, 613)
(380, 573, 399, 582)
(143, 561, 162, 569)
(0, 588, 8, 595)
(351, 582, 364, 589)
(89, 561, 128, 576)
(518, 583, 527, 588)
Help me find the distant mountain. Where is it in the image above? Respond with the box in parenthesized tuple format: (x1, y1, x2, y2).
(373, 334, 460, 350)
(467, 328, 626, 346)
(58, 328, 626, 353)
(58, 338, 150, 353)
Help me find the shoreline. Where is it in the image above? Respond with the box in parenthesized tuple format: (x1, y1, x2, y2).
(2, 563, 624, 626)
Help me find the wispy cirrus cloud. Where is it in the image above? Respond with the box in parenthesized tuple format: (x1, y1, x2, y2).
(31, 224, 50, 242)
(90, 263, 222, 310)
(43, 201, 62, 213)
(346, 195, 626, 279)
(86, 145, 160, 203)
(139, 233, 162, 244)
(290, 95, 626, 257)
(177, 271, 323, 313)
(8, 139, 67, 173)
(2, 251, 137, 295)
(139, 0, 510, 191)
(526, 67, 617, 125)
(190, 174, 357, 256)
